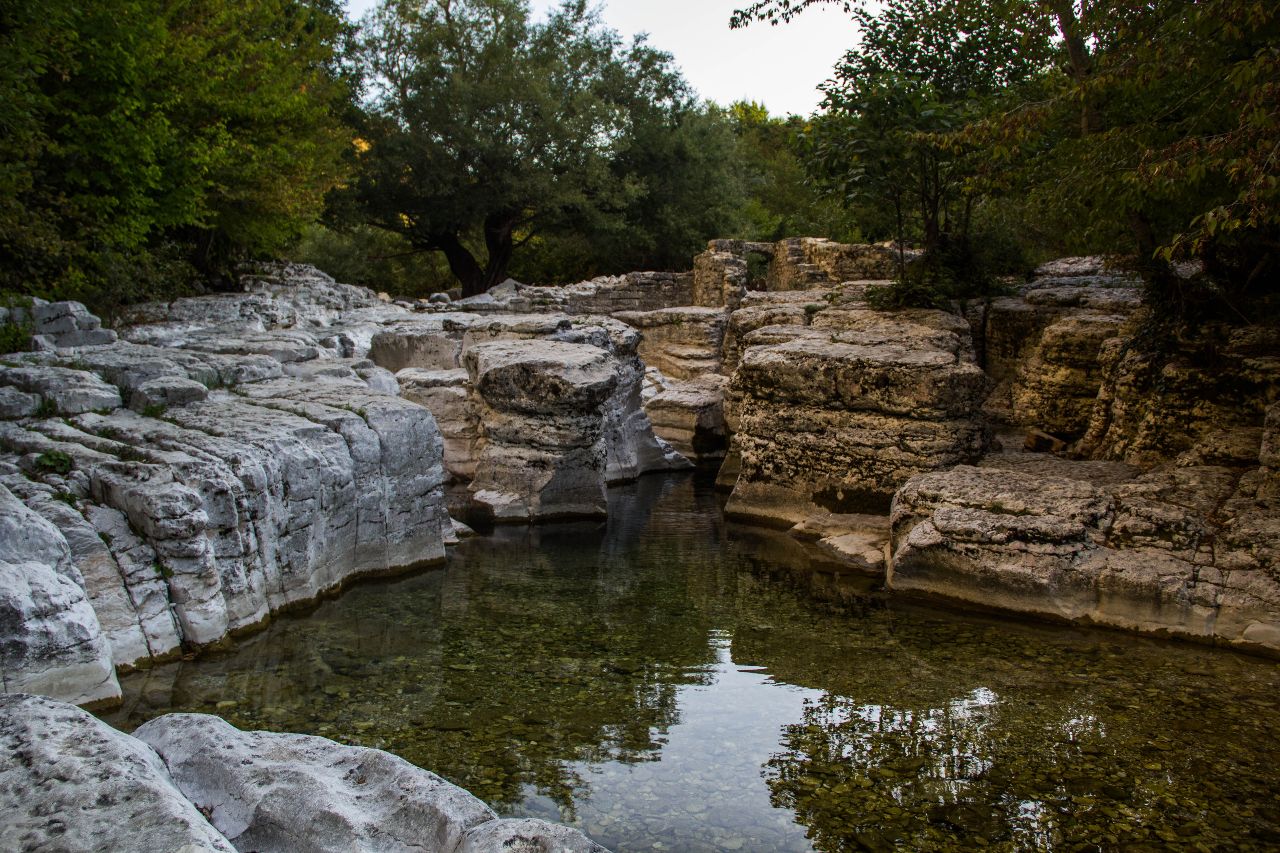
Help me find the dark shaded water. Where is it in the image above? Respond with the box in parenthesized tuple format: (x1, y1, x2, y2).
(103, 472, 1280, 852)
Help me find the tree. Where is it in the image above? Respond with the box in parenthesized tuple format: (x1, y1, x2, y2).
(736, 0, 1280, 321)
(729, 101, 863, 243)
(352, 0, 743, 296)
(0, 0, 353, 307)
(794, 0, 1053, 294)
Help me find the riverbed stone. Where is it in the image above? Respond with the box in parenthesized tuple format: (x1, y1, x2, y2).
(0, 694, 237, 852)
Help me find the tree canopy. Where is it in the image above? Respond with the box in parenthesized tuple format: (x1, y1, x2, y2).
(734, 0, 1280, 322)
(348, 0, 744, 296)
(0, 0, 354, 309)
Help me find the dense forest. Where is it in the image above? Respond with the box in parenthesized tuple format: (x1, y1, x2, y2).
(1, 0, 1276, 322)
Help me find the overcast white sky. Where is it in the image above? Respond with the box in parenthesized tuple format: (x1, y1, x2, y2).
(343, 1, 858, 116)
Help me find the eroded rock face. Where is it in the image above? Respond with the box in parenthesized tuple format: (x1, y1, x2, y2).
(974, 258, 1142, 439)
(1076, 324, 1280, 465)
(644, 374, 730, 462)
(889, 465, 1280, 654)
(0, 694, 237, 852)
(613, 307, 726, 380)
(725, 304, 989, 526)
(466, 340, 618, 521)
(135, 712, 607, 853)
(0, 486, 119, 706)
(369, 313, 689, 506)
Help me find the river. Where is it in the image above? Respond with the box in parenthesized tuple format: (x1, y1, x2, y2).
(102, 471, 1280, 852)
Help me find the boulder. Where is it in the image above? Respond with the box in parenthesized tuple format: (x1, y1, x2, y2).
(135, 712, 607, 853)
(888, 465, 1280, 654)
(465, 340, 618, 520)
(0, 694, 237, 852)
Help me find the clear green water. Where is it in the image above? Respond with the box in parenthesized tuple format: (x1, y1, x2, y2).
(103, 472, 1280, 852)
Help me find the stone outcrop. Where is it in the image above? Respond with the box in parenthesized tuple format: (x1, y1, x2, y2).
(1, 694, 606, 853)
(724, 301, 989, 526)
(465, 340, 620, 521)
(444, 272, 693, 316)
(370, 312, 689, 516)
(612, 307, 726, 380)
(1076, 322, 1280, 465)
(0, 694, 238, 852)
(2, 267, 690, 705)
(691, 237, 908, 309)
(643, 374, 730, 463)
(972, 257, 1142, 439)
(889, 461, 1280, 654)
(0, 487, 119, 707)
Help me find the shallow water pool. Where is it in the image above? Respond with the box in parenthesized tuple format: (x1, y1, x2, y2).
(104, 472, 1280, 852)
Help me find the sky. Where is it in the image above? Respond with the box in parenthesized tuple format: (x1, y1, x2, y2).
(343, 1, 859, 117)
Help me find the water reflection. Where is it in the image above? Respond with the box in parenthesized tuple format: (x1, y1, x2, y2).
(104, 472, 1280, 852)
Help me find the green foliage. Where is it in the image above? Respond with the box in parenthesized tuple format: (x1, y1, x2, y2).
(35, 449, 73, 475)
(0, 0, 354, 310)
(289, 224, 456, 297)
(0, 301, 32, 354)
(866, 233, 1014, 309)
(728, 101, 863, 243)
(735, 0, 1280, 327)
(351, 0, 744, 294)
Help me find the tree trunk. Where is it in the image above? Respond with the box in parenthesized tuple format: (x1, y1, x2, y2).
(1050, 1, 1101, 136)
(480, 212, 516, 292)
(435, 232, 487, 297)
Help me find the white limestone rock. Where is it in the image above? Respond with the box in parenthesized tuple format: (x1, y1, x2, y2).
(0, 694, 236, 852)
(135, 713, 608, 853)
(465, 340, 617, 520)
(0, 365, 122, 415)
(888, 465, 1280, 654)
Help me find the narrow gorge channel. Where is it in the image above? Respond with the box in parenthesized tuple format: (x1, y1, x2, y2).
(101, 471, 1280, 853)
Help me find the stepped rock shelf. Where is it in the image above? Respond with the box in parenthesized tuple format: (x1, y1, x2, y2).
(2, 239, 1279, 850)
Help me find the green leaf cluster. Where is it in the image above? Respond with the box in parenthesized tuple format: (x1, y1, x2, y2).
(734, 0, 1280, 323)
(348, 0, 746, 295)
(0, 0, 353, 311)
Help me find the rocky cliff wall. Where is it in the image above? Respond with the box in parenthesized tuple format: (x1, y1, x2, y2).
(0, 266, 686, 708)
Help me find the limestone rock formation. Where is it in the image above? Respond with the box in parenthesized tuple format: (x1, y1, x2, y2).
(889, 464, 1280, 654)
(0, 694, 237, 852)
(1, 266, 695, 704)
(643, 374, 730, 462)
(136, 713, 608, 853)
(724, 303, 989, 526)
(973, 258, 1142, 439)
(465, 340, 619, 520)
(612, 306, 726, 380)
(0, 486, 120, 707)
(1, 695, 608, 853)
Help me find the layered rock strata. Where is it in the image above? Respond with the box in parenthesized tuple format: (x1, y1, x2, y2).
(974, 257, 1143, 440)
(724, 301, 989, 526)
(1, 269, 686, 707)
(889, 458, 1280, 654)
(1, 694, 606, 853)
